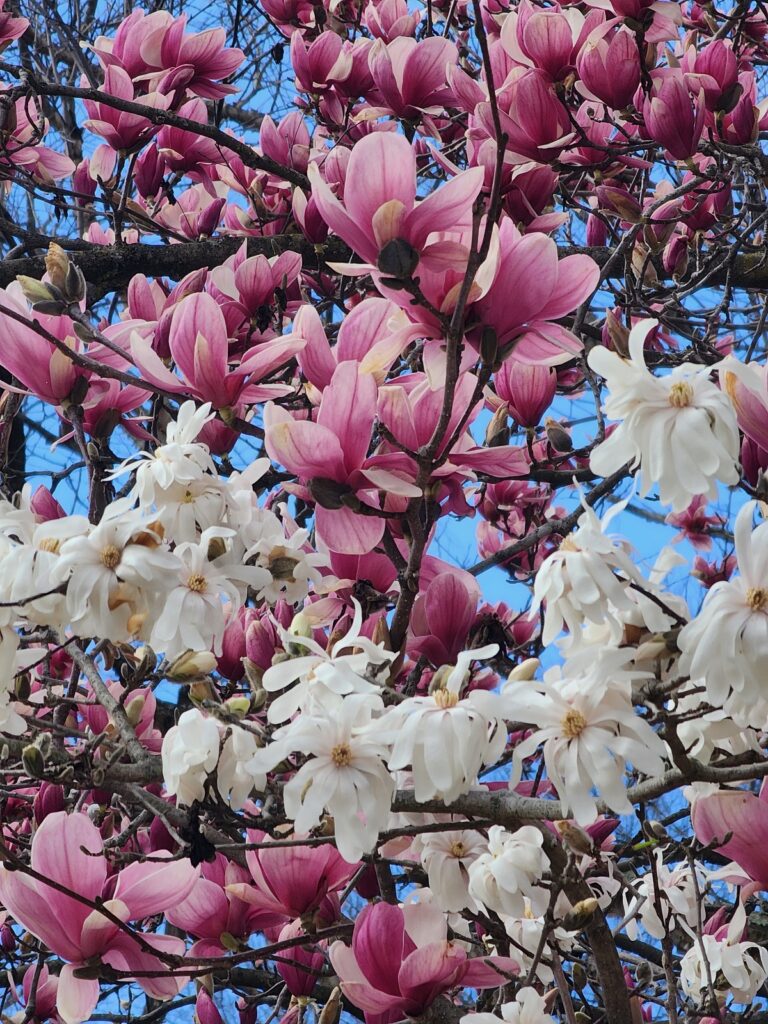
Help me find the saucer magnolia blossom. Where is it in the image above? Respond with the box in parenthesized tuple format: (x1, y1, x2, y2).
(309, 132, 484, 275)
(690, 780, 768, 889)
(0, 812, 198, 1024)
(330, 899, 518, 1024)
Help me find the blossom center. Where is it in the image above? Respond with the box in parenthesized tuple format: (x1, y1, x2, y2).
(100, 544, 121, 569)
(433, 689, 459, 709)
(746, 586, 768, 611)
(668, 381, 694, 408)
(330, 743, 353, 767)
(187, 573, 208, 593)
(38, 537, 60, 554)
(561, 708, 588, 739)
(450, 839, 466, 858)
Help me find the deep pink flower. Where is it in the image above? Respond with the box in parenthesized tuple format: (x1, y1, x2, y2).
(576, 20, 642, 109)
(330, 900, 518, 1024)
(494, 361, 556, 427)
(368, 37, 457, 118)
(691, 782, 768, 888)
(0, 812, 198, 1024)
(275, 920, 326, 996)
(642, 70, 705, 161)
(81, 67, 171, 153)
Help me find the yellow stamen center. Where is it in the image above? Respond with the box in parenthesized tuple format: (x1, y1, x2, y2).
(38, 537, 60, 554)
(668, 381, 694, 408)
(187, 573, 208, 593)
(562, 708, 588, 740)
(746, 587, 768, 611)
(450, 840, 466, 858)
(330, 743, 352, 767)
(100, 544, 121, 569)
(434, 689, 459, 709)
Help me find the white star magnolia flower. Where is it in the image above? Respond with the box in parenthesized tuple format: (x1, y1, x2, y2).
(161, 708, 221, 806)
(531, 499, 642, 647)
(240, 506, 326, 606)
(252, 692, 394, 862)
(151, 527, 270, 658)
(501, 899, 573, 985)
(262, 601, 395, 723)
(467, 825, 550, 920)
(415, 828, 488, 912)
(588, 319, 740, 512)
(52, 499, 181, 642)
(680, 904, 768, 1006)
(461, 987, 556, 1024)
(0, 629, 33, 737)
(624, 849, 703, 940)
(502, 652, 666, 826)
(382, 644, 507, 804)
(678, 501, 768, 717)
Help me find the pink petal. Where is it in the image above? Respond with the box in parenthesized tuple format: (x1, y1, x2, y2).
(56, 966, 100, 1024)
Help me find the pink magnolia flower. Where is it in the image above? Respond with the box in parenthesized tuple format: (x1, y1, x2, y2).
(0, 0, 27, 51)
(330, 899, 518, 1024)
(309, 132, 484, 276)
(576, 20, 642, 109)
(228, 829, 359, 919)
(501, 0, 600, 82)
(0, 812, 198, 1024)
(665, 496, 723, 551)
(19, 963, 59, 1024)
(0, 92, 75, 184)
(364, 0, 421, 40)
(493, 361, 557, 427)
(642, 70, 705, 161)
(81, 67, 171, 153)
(473, 220, 600, 364)
(167, 853, 285, 955)
(129, 291, 304, 412)
(409, 571, 481, 666)
(291, 32, 353, 94)
(90, 10, 244, 99)
(691, 781, 768, 889)
(275, 920, 326, 996)
(368, 37, 458, 119)
(259, 112, 311, 175)
(265, 360, 421, 554)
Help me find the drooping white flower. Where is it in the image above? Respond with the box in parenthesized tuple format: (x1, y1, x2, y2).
(531, 499, 642, 647)
(678, 501, 768, 718)
(161, 708, 221, 806)
(588, 319, 740, 512)
(0, 630, 32, 737)
(261, 601, 394, 723)
(461, 987, 556, 1024)
(680, 904, 768, 1006)
(252, 693, 394, 862)
(382, 645, 507, 804)
(216, 725, 267, 810)
(502, 651, 666, 825)
(500, 899, 573, 985)
(467, 825, 550, 920)
(624, 849, 703, 940)
(415, 828, 488, 912)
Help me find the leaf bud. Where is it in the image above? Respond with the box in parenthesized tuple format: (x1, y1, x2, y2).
(560, 897, 599, 931)
(166, 650, 218, 681)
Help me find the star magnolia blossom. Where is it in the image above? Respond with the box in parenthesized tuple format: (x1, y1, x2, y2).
(415, 828, 488, 912)
(588, 319, 740, 512)
(252, 693, 394, 861)
(531, 499, 641, 646)
(261, 600, 395, 723)
(382, 644, 507, 803)
(461, 987, 556, 1024)
(502, 652, 666, 825)
(467, 825, 550, 919)
(624, 849, 703, 940)
(678, 501, 768, 718)
(680, 904, 768, 1006)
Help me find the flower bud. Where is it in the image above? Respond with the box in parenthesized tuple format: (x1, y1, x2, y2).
(376, 238, 419, 279)
(507, 657, 539, 682)
(318, 987, 342, 1024)
(125, 693, 146, 727)
(560, 897, 599, 931)
(166, 650, 218, 681)
(44, 243, 71, 294)
(224, 696, 251, 718)
(16, 276, 64, 312)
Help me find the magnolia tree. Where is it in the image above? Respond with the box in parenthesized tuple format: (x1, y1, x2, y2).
(2, 0, 768, 1022)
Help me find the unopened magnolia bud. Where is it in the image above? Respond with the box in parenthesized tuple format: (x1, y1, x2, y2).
(635, 960, 654, 986)
(224, 696, 251, 718)
(16, 275, 60, 307)
(371, 616, 392, 651)
(125, 694, 146, 727)
(643, 819, 670, 843)
(22, 744, 45, 779)
(64, 261, 86, 304)
(560, 897, 599, 931)
(545, 417, 572, 453)
(45, 243, 71, 293)
(289, 612, 313, 640)
(485, 405, 510, 448)
(376, 237, 419, 279)
(243, 657, 265, 692)
(480, 326, 498, 367)
(571, 962, 587, 989)
(189, 680, 217, 704)
(0, 923, 15, 952)
(604, 309, 630, 358)
(166, 650, 218, 681)
(507, 657, 540, 682)
(317, 987, 342, 1024)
